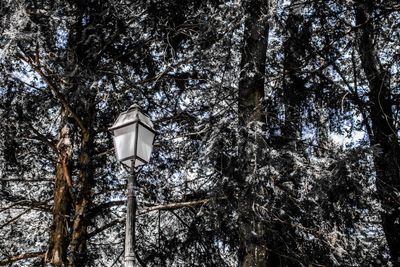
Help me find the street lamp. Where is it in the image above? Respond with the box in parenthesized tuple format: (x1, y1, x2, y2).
(109, 104, 156, 267)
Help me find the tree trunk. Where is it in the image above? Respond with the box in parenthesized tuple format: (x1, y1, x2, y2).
(46, 113, 73, 266)
(63, 2, 99, 265)
(281, 6, 309, 151)
(68, 129, 94, 267)
(354, 1, 400, 266)
(237, 0, 269, 266)
(238, 0, 268, 127)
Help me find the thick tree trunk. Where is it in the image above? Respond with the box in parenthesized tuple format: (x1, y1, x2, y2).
(281, 7, 309, 151)
(63, 2, 99, 265)
(22, 1, 119, 266)
(237, 1, 269, 266)
(68, 130, 94, 267)
(238, 0, 268, 126)
(46, 116, 73, 266)
(355, 1, 400, 266)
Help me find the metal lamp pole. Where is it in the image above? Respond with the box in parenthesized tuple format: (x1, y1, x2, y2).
(109, 104, 156, 267)
(125, 165, 137, 267)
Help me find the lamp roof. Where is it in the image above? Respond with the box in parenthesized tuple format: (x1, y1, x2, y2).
(109, 104, 154, 131)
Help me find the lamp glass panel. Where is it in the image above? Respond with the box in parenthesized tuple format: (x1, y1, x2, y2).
(113, 123, 137, 161)
(137, 124, 155, 163)
(138, 112, 153, 128)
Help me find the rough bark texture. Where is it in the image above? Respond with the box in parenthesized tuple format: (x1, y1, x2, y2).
(46, 117, 73, 265)
(355, 1, 400, 265)
(46, 1, 99, 264)
(238, 0, 268, 127)
(68, 129, 95, 267)
(237, 0, 269, 266)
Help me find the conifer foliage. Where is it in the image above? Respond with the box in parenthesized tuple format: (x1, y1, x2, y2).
(0, 0, 399, 266)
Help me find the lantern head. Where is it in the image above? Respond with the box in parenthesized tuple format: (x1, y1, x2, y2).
(109, 104, 156, 168)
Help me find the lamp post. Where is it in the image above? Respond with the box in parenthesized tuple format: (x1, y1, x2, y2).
(109, 104, 156, 267)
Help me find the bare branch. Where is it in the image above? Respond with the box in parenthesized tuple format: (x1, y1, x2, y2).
(88, 198, 223, 238)
(0, 251, 45, 266)
(0, 208, 33, 230)
(27, 123, 58, 154)
(88, 219, 123, 238)
(0, 193, 52, 212)
(139, 198, 222, 214)
(1, 178, 52, 182)
(16, 50, 87, 134)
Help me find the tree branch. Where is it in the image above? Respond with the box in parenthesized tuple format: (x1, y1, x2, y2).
(0, 251, 45, 266)
(88, 198, 223, 238)
(0, 192, 52, 212)
(139, 198, 214, 214)
(0, 207, 33, 230)
(87, 219, 123, 238)
(89, 200, 125, 216)
(16, 49, 87, 134)
(27, 123, 58, 154)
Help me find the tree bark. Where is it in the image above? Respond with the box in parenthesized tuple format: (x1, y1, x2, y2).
(238, 0, 268, 127)
(68, 130, 95, 267)
(62, 2, 101, 265)
(354, 1, 400, 266)
(237, 1, 269, 266)
(46, 115, 73, 266)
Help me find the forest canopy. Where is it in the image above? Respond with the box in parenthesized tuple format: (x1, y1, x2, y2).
(0, 0, 399, 266)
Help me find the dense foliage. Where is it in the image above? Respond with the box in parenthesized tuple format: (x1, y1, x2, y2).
(0, 0, 399, 266)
